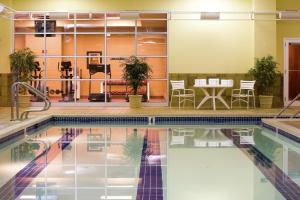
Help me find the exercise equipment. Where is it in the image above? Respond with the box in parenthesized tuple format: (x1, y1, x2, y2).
(88, 64, 111, 102)
(58, 61, 74, 102)
(30, 61, 45, 102)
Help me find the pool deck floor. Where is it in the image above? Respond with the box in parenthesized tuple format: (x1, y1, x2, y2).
(0, 106, 299, 140)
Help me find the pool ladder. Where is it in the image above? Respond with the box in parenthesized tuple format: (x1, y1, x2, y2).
(11, 82, 51, 121)
(275, 92, 300, 118)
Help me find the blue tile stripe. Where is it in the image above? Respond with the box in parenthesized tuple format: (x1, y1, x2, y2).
(136, 130, 164, 200)
(0, 128, 80, 200)
(155, 116, 264, 125)
(52, 116, 148, 124)
(222, 129, 300, 200)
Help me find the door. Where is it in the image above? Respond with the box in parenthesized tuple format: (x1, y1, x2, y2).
(284, 39, 300, 106)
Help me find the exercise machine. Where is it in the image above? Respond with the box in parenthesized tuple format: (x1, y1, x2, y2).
(88, 64, 111, 102)
(59, 61, 74, 102)
(30, 61, 45, 102)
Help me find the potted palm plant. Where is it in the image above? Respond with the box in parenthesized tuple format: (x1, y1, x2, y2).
(122, 56, 151, 108)
(248, 55, 278, 109)
(9, 48, 36, 107)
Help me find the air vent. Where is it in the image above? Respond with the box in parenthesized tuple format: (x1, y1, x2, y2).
(48, 12, 68, 19)
(120, 12, 139, 19)
(201, 12, 220, 20)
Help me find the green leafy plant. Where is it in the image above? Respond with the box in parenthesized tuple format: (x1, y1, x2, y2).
(248, 55, 278, 95)
(122, 56, 152, 95)
(10, 48, 36, 83)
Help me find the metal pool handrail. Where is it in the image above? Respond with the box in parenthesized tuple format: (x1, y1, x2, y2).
(275, 92, 300, 118)
(11, 82, 51, 121)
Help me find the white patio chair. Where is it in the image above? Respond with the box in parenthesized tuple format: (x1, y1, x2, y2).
(234, 128, 255, 145)
(170, 128, 195, 146)
(170, 80, 195, 108)
(231, 80, 256, 109)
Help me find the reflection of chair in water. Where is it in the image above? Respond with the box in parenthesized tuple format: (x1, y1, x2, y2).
(233, 128, 255, 145)
(170, 128, 195, 145)
(194, 128, 233, 147)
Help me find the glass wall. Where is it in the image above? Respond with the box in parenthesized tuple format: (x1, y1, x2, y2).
(14, 12, 168, 105)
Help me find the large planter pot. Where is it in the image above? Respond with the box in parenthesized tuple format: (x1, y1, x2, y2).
(18, 95, 31, 108)
(259, 95, 273, 109)
(129, 95, 142, 108)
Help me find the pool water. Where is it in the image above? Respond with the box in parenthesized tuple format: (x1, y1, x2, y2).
(0, 122, 299, 200)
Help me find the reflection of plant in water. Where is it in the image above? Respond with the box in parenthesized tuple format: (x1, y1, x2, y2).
(123, 129, 144, 164)
(253, 129, 282, 162)
(11, 142, 41, 162)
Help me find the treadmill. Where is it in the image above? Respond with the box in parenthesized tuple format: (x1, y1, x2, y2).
(88, 64, 111, 102)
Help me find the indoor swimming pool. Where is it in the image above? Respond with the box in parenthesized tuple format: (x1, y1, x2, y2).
(0, 119, 300, 200)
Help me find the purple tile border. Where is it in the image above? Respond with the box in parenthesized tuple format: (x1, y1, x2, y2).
(262, 122, 300, 144)
(222, 129, 300, 200)
(136, 131, 164, 200)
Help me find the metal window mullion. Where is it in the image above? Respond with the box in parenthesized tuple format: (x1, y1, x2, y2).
(104, 127, 108, 199)
(135, 19, 138, 56)
(74, 15, 77, 103)
(104, 12, 107, 103)
(166, 11, 170, 104)
(43, 13, 47, 96)
(75, 128, 78, 200)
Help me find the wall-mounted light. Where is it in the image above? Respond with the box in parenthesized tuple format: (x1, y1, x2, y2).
(0, 4, 14, 18)
(278, 11, 300, 20)
(201, 12, 220, 20)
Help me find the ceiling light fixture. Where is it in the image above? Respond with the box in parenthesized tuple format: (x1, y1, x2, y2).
(0, 5, 5, 13)
(0, 3, 15, 18)
(278, 11, 300, 20)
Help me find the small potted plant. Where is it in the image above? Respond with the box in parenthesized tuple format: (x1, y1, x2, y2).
(9, 48, 36, 107)
(122, 56, 151, 108)
(248, 55, 278, 108)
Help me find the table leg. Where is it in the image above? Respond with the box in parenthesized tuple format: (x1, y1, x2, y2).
(196, 88, 211, 109)
(212, 88, 216, 111)
(100, 81, 103, 93)
(216, 87, 230, 109)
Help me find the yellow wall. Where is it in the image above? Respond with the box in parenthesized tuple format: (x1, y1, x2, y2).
(253, 0, 277, 59)
(276, 0, 300, 71)
(11, 0, 252, 12)
(169, 20, 254, 73)
(0, 0, 12, 73)
(277, 0, 300, 10)
(0, 18, 12, 73)
(276, 21, 300, 71)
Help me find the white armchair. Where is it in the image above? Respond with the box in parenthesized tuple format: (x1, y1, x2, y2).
(170, 80, 195, 108)
(231, 80, 256, 109)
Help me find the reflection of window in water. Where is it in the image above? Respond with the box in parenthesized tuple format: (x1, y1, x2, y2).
(87, 128, 112, 152)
